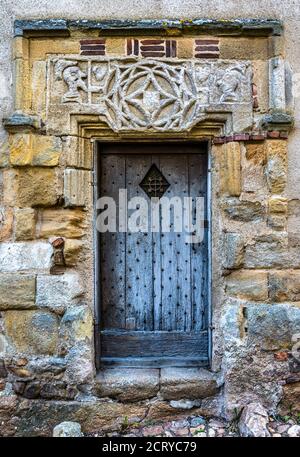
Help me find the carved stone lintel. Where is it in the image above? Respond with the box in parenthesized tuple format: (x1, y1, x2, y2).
(49, 58, 252, 133)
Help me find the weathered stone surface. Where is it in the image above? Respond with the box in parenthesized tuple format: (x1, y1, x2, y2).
(9, 133, 61, 167)
(279, 382, 300, 415)
(64, 169, 91, 207)
(50, 58, 252, 133)
(220, 37, 268, 60)
(245, 233, 300, 269)
(226, 270, 268, 301)
(37, 209, 86, 239)
(0, 274, 36, 310)
(287, 425, 300, 437)
(0, 207, 13, 241)
(239, 402, 270, 437)
(222, 304, 290, 417)
(4, 310, 59, 355)
(170, 399, 201, 410)
(53, 421, 83, 437)
(268, 214, 286, 229)
(27, 357, 66, 375)
(64, 239, 83, 266)
(247, 304, 300, 350)
(245, 142, 266, 166)
(269, 271, 300, 301)
(222, 198, 264, 222)
(15, 208, 36, 241)
(0, 359, 7, 378)
(60, 305, 93, 343)
(268, 196, 287, 213)
(0, 242, 52, 272)
(265, 140, 287, 194)
(160, 368, 218, 400)
(64, 344, 94, 385)
(0, 398, 148, 436)
(222, 232, 244, 269)
(36, 273, 84, 314)
(219, 142, 241, 196)
(95, 368, 159, 401)
(268, 196, 287, 228)
(3, 168, 60, 207)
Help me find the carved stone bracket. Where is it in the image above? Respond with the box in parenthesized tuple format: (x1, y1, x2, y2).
(48, 57, 253, 133)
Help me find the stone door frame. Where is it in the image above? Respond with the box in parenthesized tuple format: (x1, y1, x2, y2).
(93, 137, 212, 369)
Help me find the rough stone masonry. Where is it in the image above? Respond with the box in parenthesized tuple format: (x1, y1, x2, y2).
(0, 0, 300, 436)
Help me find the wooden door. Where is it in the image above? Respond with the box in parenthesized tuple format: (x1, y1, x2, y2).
(98, 143, 209, 367)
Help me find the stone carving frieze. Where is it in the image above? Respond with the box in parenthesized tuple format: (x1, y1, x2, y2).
(49, 57, 252, 132)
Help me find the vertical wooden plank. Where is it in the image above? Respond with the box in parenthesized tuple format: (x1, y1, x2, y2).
(125, 154, 153, 331)
(189, 153, 208, 332)
(159, 154, 191, 332)
(151, 155, 162, 331)
(100, 154, 126, 329)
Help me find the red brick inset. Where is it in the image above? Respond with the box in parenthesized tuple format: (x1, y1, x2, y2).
(194, 39, 219, 59)
(80, 39, 106, 56)
(212, 131, 289, 144)
(127, 39, 177, 58)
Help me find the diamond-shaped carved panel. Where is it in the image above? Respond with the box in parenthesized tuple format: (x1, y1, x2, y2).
(139, 164, 170, 199)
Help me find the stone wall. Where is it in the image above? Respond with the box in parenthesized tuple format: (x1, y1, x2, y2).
(0, 1, 300, 436)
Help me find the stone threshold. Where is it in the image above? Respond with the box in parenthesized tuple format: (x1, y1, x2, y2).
(95, 367, 219, 402)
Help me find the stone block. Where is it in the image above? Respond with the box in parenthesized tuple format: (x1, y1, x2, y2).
(0, 274, 36, 310)
(3, 168, 60, 207)
(106, 38, 125, 55)
(265, 140, 287, 193)
(226, 270, 268, 301)
(0, 242, 52, 272)
(239, 402, 270, 437)
(95, 368, 159, 401)
(53, 421, 83, 437)
(36, 273, 84, 314)
(0, 207, 13, 241)
(177, 38, 193, 58)
(4, 310, 59, 355)
(31, 61, 47, 117)
(9, 133, 61, 167)
(222, 233, 244, 269)
(268, 196, 287, 214)
(37, 209, 86, 239)
(219, 142, 241, 196)
(222, 198, 264, 222)
(279, 382, 300, 415)
(247, 304, 300, 350)
(60, 305, 93, 344)
(220, 37, 268, 60)
(64, 344, 94, 385)
(160, 367, 218, 400)
(64, 239, 83, 266)
(64, 136, 92, 170)
(64, 169, 91, 207)
(269, 271, 300, 302)
(29, 38, 80, 60)
(245, 142, 266, 164)
(9, 133, 32, 166)
(15, 208, 36, 240)
(244, 234, 300, 269)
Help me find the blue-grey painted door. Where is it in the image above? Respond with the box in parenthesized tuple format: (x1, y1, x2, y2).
(98, 143, 209, 367)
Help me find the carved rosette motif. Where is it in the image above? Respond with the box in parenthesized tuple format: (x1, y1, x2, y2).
(50, 57, 252, 132)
